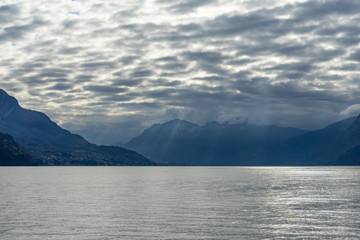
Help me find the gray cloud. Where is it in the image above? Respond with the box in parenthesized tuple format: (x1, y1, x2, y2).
(47, 83, 74, 91)
(84, 85, 128, 94)
(166, 0, 217, 13)
(183, 51, 225, 64)
(349, 50, 360, 62)
(130, 69, 153, 78)
(0, 18, 46, 42)
(80, 61, 117, 69)
(1, 0, 360, 144)
(58, 47, 85, 55)
(112, 79, 144, 87)
(294, 0, 360, 20)
(0, 4, 20, 24)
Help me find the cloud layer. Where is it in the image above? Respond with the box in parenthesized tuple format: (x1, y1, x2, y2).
(0, 0, 359, 144)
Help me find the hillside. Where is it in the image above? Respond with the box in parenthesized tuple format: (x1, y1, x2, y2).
(0, 131, 38, 166)
(0, 89, 154, 166)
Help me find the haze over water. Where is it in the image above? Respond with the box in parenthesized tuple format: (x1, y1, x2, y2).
(1, 167, 359, 239)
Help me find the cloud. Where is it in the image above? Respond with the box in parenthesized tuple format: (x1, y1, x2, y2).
(183, 51, 225, 64)
(47, 83, 74, 91)
(341, 104, 360, 116)
(0, 4, 20, 24)
(58, 47, 85, 55)
(349, 50, 360, 62)
(84, 85, 128, 94)
(0, 18, 46, 43)
(80, 62, 117, 69)
(1, 0, 360, 143)
(112, 79, 143, 87)
(294, 0, 360, 20)
(130, 69, 153, 78)
(158, 0, 217, 13)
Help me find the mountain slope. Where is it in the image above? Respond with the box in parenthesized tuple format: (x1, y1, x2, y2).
(0, 131, 38, 166)
(336, 145, 360, 165)
(126, 116, 360, 166)
(268, 116, 360, 165)
(0, 89, 91, 150)
(0, 89, 154, 166)
(126, 119, 306, 165)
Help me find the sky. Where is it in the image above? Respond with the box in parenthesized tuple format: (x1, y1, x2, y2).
(0, 0, 360, 145)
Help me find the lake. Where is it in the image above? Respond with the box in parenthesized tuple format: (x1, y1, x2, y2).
(0, 167, 359, 239)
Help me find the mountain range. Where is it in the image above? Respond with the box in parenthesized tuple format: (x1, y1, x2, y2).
(126, 116, 360, 166)
(1, 88, 359, 166)
(0, 89, 154, 166)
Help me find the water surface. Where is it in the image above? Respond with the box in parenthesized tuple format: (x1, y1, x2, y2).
(0, 167, 359, 239)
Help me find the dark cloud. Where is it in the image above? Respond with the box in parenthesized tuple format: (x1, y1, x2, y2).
(0, 4, 20, 24)
(75, 75, 94, 83)
(147, 79, 182, 87)
(80, 61, 117, 69)
(62, 19, 81, 29)
(84, 85, 128, 94)
(0, 18, 46, 42)
(118, 56, 139, 66)
(294, 0, 360, 20)
(269, 62, 313, 73)
(157, 62, 188, 71)
(183, 51, 225, 64)
(112, 79, 144, 87)
(37, 69, 70, 79)
(194, 75, 224, 82)
(158, 0, 217, 13)
(58, 47, 84, 55)
(169, 0, 217, 13)
(176, 23, 202, 32)
(47, 83, 74, 91)
(100, 94, 135, 102)
(206, 13, 282, 37)
(349, 50, 360, 62)
(130, 69, 153, 78)
(155, 56, 179, 62)
(227, 58, 254, 66)
(111, 9, 139, 22)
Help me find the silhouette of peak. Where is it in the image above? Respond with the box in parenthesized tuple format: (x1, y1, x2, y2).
(0, 89, 19, 104)
(165, 119, 197, 127)
(349, 114, 360, 133)
(0, 89, 20, 118)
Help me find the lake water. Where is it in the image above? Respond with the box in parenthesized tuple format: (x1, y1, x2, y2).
(0, 167, 359, 239)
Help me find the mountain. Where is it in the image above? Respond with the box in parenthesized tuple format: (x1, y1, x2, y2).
(268, 116, 360, 165)
(126, 116, 360, 166)
(126, 119, 306, 165)
(0, 131, 38, 166)
(0, 89, 154, 166)
(336, 145, 360, 165)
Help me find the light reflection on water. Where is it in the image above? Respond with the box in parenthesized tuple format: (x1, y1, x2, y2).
(0, 167, 359, 239)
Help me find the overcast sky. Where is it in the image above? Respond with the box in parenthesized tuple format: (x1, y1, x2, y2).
(1, 0, 360, 144)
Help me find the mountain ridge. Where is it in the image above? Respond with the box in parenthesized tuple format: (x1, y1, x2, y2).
(126, 116, 360, 165)
(126, 119, 307, 165)
(0, 89, 155, 166)
(0, 131, 38, 166)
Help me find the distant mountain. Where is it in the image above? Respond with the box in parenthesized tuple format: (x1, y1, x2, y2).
(0, 89, 154, 166)
(126, 119, 306, 165)
(336, 145, 360, 165)
(126, 116, 360, 166)
(0, 131, 38, 166)
(268, 116, 360, 165)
